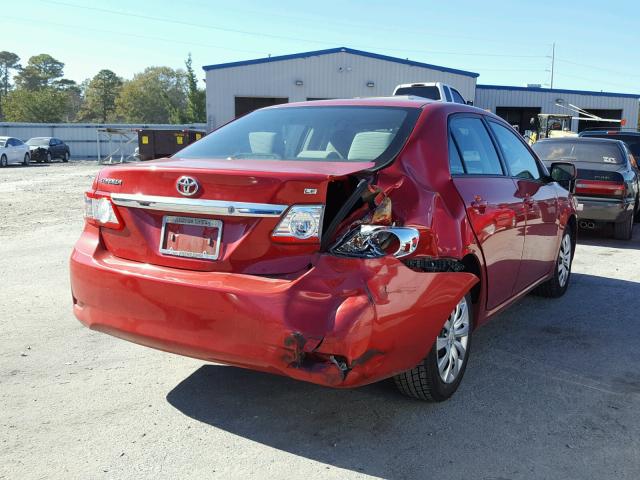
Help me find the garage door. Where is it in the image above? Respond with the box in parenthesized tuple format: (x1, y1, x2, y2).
(496, 107, 541, 134)
(235, 97, 288, 118)
(578, 109, 622, 132)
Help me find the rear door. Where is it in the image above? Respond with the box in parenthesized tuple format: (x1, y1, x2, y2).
(488, 120, 559, 291)
(449, 115, 526, 310)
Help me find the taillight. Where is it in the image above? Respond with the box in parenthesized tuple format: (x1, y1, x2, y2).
(575, 180, 626, 198)
(84, 192, 123, 230)
(271, 205, 324, 243)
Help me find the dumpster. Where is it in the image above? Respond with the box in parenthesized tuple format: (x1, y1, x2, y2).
(137, 129, 205, 160)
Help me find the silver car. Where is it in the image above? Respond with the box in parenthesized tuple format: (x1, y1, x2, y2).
(0, 136, 30, 167)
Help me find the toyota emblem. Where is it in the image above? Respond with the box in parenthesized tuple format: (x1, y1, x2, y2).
(176, 176, 200, 196)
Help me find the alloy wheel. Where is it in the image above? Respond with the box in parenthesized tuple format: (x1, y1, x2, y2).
(558, 233, 572, 287)
(436, 296, 470, 384)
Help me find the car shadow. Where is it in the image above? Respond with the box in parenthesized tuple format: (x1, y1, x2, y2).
(577, 223, 639, 250)
(166, 273, 640, 478)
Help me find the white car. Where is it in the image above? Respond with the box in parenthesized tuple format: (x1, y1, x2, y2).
(393, 82, 470, 104)
(0, 136, 30, 167)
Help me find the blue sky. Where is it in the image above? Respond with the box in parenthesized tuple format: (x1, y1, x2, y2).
(3, 0, 639, 93)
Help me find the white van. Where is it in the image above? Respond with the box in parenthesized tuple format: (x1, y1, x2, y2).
(393, 82, 470, 104)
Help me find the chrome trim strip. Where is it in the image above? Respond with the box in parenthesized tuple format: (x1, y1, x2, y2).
(111, 193, 287, 217)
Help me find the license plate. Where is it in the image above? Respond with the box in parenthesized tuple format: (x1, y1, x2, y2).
(159, 216, 222, 260)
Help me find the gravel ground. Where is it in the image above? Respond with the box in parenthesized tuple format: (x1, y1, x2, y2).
(1, 161, 639, 480)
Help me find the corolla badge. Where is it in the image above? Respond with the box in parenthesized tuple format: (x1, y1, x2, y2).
(176, 176, 200, 196)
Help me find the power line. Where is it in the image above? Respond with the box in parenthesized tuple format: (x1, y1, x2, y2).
(554, 71, 640, 92)
(557, 58, 640, 79)
(37, 0, 549, 60)
(4, 15, 269, 58)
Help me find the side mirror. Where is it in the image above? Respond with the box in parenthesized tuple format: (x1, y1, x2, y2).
(550, 162, 577, 192)
(466, 100, 474, 106)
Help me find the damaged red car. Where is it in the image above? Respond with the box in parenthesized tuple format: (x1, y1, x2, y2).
(70, 97, 578, 401)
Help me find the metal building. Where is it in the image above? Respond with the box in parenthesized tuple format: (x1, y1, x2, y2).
(203, 47, 639, 132)
(203, 47, 479, 129)
(474, 85, 639, 133)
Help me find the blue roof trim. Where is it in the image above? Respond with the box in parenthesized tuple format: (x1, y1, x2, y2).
(477, 84, 640, 99)
(202, 47, 480, 78)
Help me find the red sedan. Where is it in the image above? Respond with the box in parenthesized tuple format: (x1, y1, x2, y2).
(70, 98, 577, 401)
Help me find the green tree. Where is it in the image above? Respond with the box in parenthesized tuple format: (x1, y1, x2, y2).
(0, 51, 21, 119)
(79, 70, 123, 122)
(184, 54, 205, 123)
(3, 88, 70, 122)
(15, 54, 65, 91)
(115, 66, 188, 123)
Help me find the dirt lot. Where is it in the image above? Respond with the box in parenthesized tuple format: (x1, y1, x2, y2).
(1, 161, 640, 479)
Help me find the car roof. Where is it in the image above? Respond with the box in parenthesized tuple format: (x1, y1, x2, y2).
(269, 96, 435, 109)
(581, 130, 640, 137)
(536, 137, 624, 145)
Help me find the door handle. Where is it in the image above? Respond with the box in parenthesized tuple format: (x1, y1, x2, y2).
(471, 196, 488, 213)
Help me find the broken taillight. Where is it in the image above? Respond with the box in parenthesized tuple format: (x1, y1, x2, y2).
(331, 225, 419, 258)
(84, 192, 123, 230)
(575, 180, 626, 198)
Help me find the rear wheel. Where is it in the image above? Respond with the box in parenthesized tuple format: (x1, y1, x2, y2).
(614, 213, 633, 240)
(62, 151, 69, 163)
(634, 196, 640, 223)
(534, 230, 573, 297)
(23, 153, 29, 165)
(394, 294, 472, 402)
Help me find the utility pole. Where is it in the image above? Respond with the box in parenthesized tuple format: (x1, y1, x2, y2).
(550, 42, 555, 89)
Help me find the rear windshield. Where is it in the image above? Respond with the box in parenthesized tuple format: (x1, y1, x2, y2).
(394, 86, 440, 100)
(581, 133, 640, 157)
(178, 106, 420, 167)
(27, 138, 50, 146)
(532, 141, 623, 165)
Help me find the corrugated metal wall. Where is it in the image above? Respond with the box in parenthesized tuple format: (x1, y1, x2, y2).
(0, 123, 206, 159)
(474, 87, 639, 132)
(205, 51, 477, 128)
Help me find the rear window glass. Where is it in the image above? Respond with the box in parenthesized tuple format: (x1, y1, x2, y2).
(394, 86, 440, 100)
(581, 133, 640, 157)
(532, 141, 623, 164)
(178, 106, 420, 167)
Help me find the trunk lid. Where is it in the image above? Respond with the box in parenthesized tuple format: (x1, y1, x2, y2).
(94, 157, 372, 274)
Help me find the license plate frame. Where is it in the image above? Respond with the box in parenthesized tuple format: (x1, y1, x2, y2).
(159, 215, 222, 261)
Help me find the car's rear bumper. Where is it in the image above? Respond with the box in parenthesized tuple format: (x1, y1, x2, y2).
(576, 196, 633, 223)
(70, 226, 477, 388)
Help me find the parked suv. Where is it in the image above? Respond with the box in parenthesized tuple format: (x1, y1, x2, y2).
(26, 137, 70, 163)
(71, 98, 576, 402)
(393, 82, 469, 104)
(579, 128, 640, 160)
(533, 137, 639, 240)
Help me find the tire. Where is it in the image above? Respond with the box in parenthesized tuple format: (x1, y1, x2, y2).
(45, 152, 52, 163)
(23, 153, 30, 166)
(0, 155, 7, 167)
(614, 213, 633, 241)
(394, 294, 473, 402)
(534, 230, 573, 298)
(62, 151, 69, 163)
(634, 196, 640, 223)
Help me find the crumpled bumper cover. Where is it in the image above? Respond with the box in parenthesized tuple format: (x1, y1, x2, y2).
(70, 228, 478, 388)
